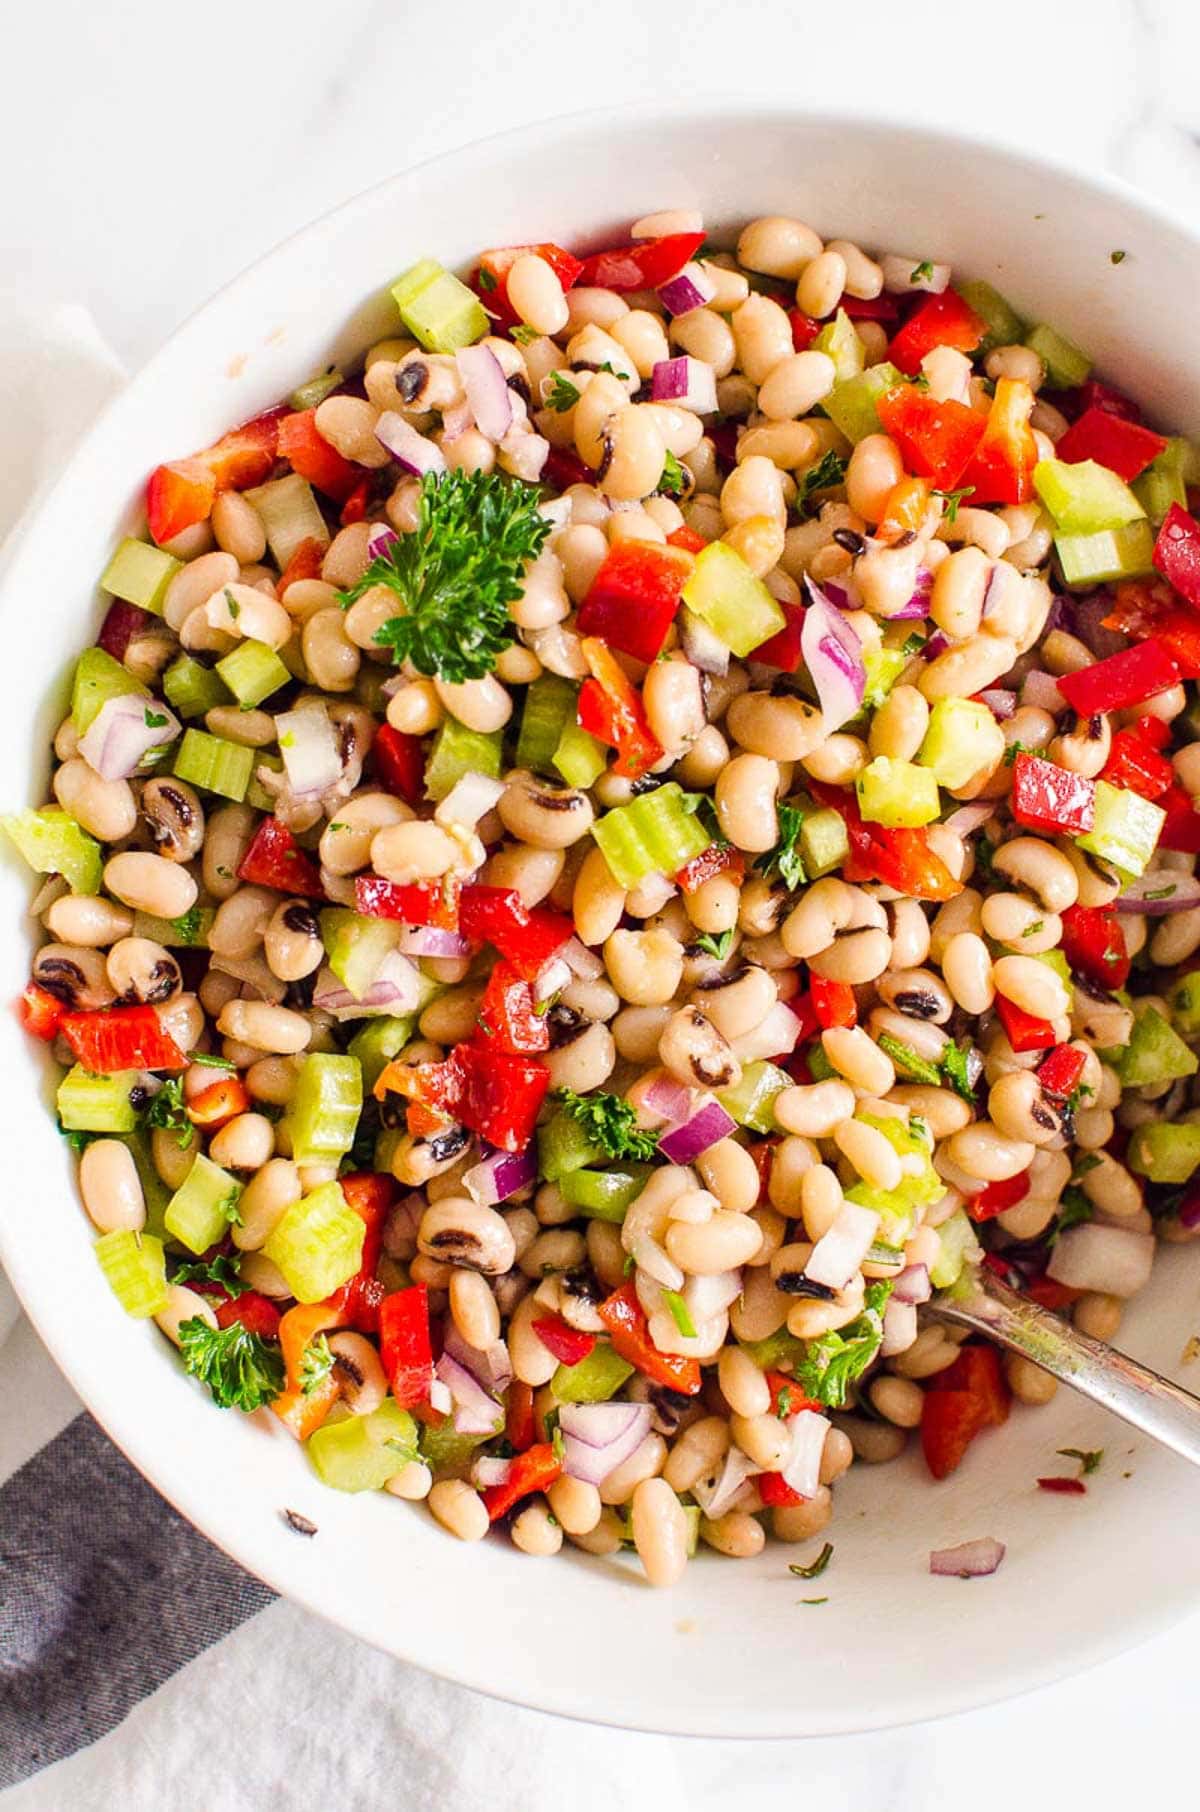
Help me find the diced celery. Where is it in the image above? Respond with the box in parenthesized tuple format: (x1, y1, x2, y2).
(537, 1110, 604, 1181)
(918, 697, 997, 790)
(372, 1126, 405, 1175)
(163, 655, 231, 719)
(1033, 459, 1144, 536)
(956, 280, 1025, 354)
(173, 729, 254, 802)
(244, 472, 331, 570)
(164, 1153, 243, 1255)
(95, 1229, 168, 1318)
(391, 259, 489, 354)
(553, 723, 607, 790)
(420, 1420, 490, 1480)
(216, 639, 291, 708)
(857, 756, 940, 828)
(246, 753, 283, 813)
(799, 808, 849, 879)
(813, 308, 864, 382)
(1170, 971, 1200, 1038)
(100, 538, 182, 615)
(1134, 439, 1190, 523)
(680, 542, 785, 658)
(289, 366, 343, 412)
(348, 1015, 415, 1093)
(863, 647, 906, 708)
(1024, 322, 1091, 389)
(1076, 780, 1165, 879)
(307, 1399, 419, 1492)
(1115, 1003, 1198, 1088)
(133, 906, 214, 948)
(57, 1065, 138, 1132)
(2, 807, 102, 894)
(558, 1165, 651, 1221)
(263, 1180, 365, 1303)
(552, 1344, 635, 1403)
(70, 647, 146, 734)
(320, 908, 403, 1000)
(806, 1045, 836, 1081)
(424, 718, 503, 802)
(736, 1328, 805, 1371)
(1056, 519, 1156, 589)
(1031, 947, 1073, 1000)
(516, 675, 578, 775)
(290, 1053, 362, 1167)
(591, 783, 711, 889)
(717, 1059, 790, 1133)
(823, 363, 906, 444)
(929, 1208, 982, 1290)
(1127, 1121, 1200, 1184)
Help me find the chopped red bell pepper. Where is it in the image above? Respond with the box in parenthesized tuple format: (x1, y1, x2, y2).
(337, 1172, 392, 1282)
(877, 476, 932, 545)
(187, 1073, 252, 1129)
(481, 1441, 562, 1521)
(887, 289, 985, 376)
(675, 842, 745, 893)
(1133, 711, 1171, 750)
(339, 478, 371, 526)
(356, 874, 461, 929)
(277, 408, 362, 504)
(1058, 638, 1180, 716)
(213, 1290, 282, 1339)
(810, 785, 961, 901)
(1054, 407, 1167, 481)
(596, 1281, 702, 1394)
(578, 637, 664, 780)
(236, 815, 325, 898)
(927, 1344, 1010, 1426)
(749, 601, 804, 672)
(757, 1471, 807, 1508)
(788, 309, 822, 350)
(1153, 501, 1200, 608)
(505, 1380, 537, 1453)
(146, 460, 217, 546)
(277, 535, 326, 593)
(841, 293, 901, 323)
(454, 1042, 550, 1152)
(473, 242, 584, 327)
(531, 1314, 596, 1367)
(576, 541, 692, 664)
(810, 977, 857, 1030)
(749, 1139, 777, 1205)
(573, 232, 706, 293)
(1025, 1276, 1083, 1311)
(764, 1370, 822, 1418)
(786, 991, 821, 1046)
(994, 993, 1057, 1054)
(1156, 782, 1200, 853)
(1102, 580, 1200, 678)
(1036, 1044, 1087, 1100)
(920, 1389, 989, 1480)
(1037, 1474, 1088, 1495)
(961, 377, 1038, 505)
(1100, 729, 1174, 801)
(59, 1004, 186, 1074)
(478, 960, 551, 1054)
(968, 1170, 1031, 1222)
(874, 386, 986, 491)
(666, 524, 708, 554)
(1060, 903, 1130, 990)
(458, 885, 573, 981)
(1010, 753, 1095, 836)
(18, 981, 64, 1041)
(378, 1284, 433, 1408)
(1071, 377, 1141, 423)
(370, 722, 425, 807)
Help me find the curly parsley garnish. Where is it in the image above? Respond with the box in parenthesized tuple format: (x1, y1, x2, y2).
(143, 1075, 194, 1148)
(554, 1087, 661, 1162)
(170, 1251, 248, 1298)
(177, 1318, 284, 1412)
(338, 470, 551, 684)
(794, 1282, 892, 1409)
(755, 802, 807, 891)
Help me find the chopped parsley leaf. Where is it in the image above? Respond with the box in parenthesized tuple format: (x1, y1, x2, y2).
(177, 1317, 284, 1411)
(931, 484, 975, 524)
(143, 1075, 194, 1148)
(144, 707, 168, 730)
(300, 1334, 334, 1396)
(1058, 1446, 1103, 1475)
(1022, 920, 1045, 938)
(1004, 740, 1038, 767)
(170, 1251, 248, 1297)
(223, 587, 241, 621)
(1049, 1185, 1094, 1246)
(545, 373, 581, 413)
(657, 451, 688, 498)
(798, 1597, 829, 1606)
(1110, 249, 1127, 265)
(795, 449, 848, 519)
(477, 266, 497, 292)
(794, 1282, 892, 1408)
(755, 802, 807, 891)
(877, 1032, 941, 1088)
(910, 260, 935, 283)
(554, 1087, 661, 1162)
(939, 1042, 976, 1103)
(170, 906, 204, 945)
(511, 324, 539, 346)
(693, 928, 735, 961)
(187, 1051, 236, 1070)
(789, 1540, 833, 1579)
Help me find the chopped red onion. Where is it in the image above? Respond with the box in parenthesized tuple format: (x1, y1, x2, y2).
(1071, 593, 1129, 662)
(367, 522, 399, 561)
(500, 429, 549, 483)
(631, 1235, 684, 1291)
(1178, 1186, 1200, 1230)
(533, 956, 572, 1003)
(881, 1296, 918, 1357)
(893, 1263, 932, 1305)
(471, 1455, 513, 1490)
(376, 410, 447, 476)
(434, 770, 505, 829)
(943, 802, 996, 838)
(395, 926, 472, 958)
(922, 630, 951, 661)
(562, 936, 604, 982)
(730, 1001, 803, 1064)
(979, 688, 1017, 720)
(802, 577, 866, 732)
(627, 870, 677, 916)
(435, 1352, 503, 1435)
(1115, 871, 1200, 915)
(464, 1143, 537, 1206)
(455, 343, 514, 442)
(805, 1202, 880, 1291)
(276, 704, 342, 797)
(311, 953, 420, 1019)
(78, 692, 181, 781)
(1020, 669, 1066, 714)
(658, 1096, 738, 1165)
(641, 1074, 694, 1127)
(678, 606, 730, 676)
(429, 1377, 452, 1415)
(97, 599, 157, 660)
(691, 1445, 760, 1520)
(560, 1401, 652, 1487)
(780, 1408, 830, 1500)
(440, 399, 474, 443)
(930, 1537, 1005, 1578)
(888, 567, 934, 619)
(881, 253, 951, 295)
(658, 263, 716, 318)
(442, 1321, 513, 1397)
(1047, 1223, 1154, 1297)
(651, 356, 718, 415)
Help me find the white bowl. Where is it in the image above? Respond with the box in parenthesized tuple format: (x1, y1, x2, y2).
(4, 103, 1200, 1739)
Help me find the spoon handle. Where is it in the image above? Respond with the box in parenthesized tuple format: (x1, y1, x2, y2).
(928, 1273, 1200, 1468)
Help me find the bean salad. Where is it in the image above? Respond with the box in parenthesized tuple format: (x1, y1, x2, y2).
(11, 205, 1200, 1586)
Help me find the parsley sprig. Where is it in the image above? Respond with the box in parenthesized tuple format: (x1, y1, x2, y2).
(143, 1076, 194, 1149)
(693, 928, 735, 961)
(931, 484, 975, 524)
(794, 1282, 892, 1408)
(301, 1334, 334, 1396)
(338, 470, 551, 684)
(795, 449, 848, 520)
(170, 1252, 247, 1298)
(177, 1317, 284, 1412)
(756, 802, 807, 891)
(555, 1087, 661, 1162)
(545, 373, 581, 413)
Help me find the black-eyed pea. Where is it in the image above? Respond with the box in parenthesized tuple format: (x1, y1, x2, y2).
(822, 1026, 895, 1095)
(764, 1136, 816, 1217)
(696, 1138, 759, 1214)
(993, 954, 1070, 1020)
(643, 655, 705, 754)
(987, 1070, 1063, 1147)
(1079, 1151, 1143, 1219)
(302, 609, 360, 692)
(775, 1080, 856, 1139)
(943, 1121, 1035, 1182)
(700, 1511, 765, 1559)
(543, 1021, 617, 1094)
(510, 1497, 564, 1558)
(162, 551, 239, 631)
(941, 931, 995, 1014)
(211, 491, 267, 564)
(919, 634, 1019, 702)
(599, 1432, 667, 1508)
(665, 1210, 761, 1274)
(887, 1085, 971, 1139)
(683, 872, 740, 939)
(217, 1000, 311, 1055)
(730, 294, 794, 385)
(428, 1478, 489, 1542)
(838, 1414, 907, 1464)
(658, 1004, 741, 1092)
(772, 1487, 833, 1543)
(835, 1119, 902, 1191)
(725, 692, 824, 763)
(497, 770, 595, 850)
(801, 733, 868, 787)
(795, 249, 847, 319)
(370, 819, 460, 884)
(717, 1345, 771, 1418)
(629, 1476, 689, 1586)
(796, 1163, 843, 1242)
(155, 1283, 218, 1346)
(80, 1139, 145, 1233)
(53, 759, 137, 842)
(612, 1004, 673, 1064)
(208, 1113, 276, 1171)
(730, 1410, 789, 1470)
(1003, 1353, 1058, 1407)
(104, 852, 198, 920)
(715, 753, 780, 853)
(202, 803, 256, 901)
(888, 898, 931, 971)
(1073, 1291, 1123, 1342)
(809, 927, 892, 985)
(44, 894, 133, 948)
(757, 350, 837, 422)
(604, 928, 684, 1006)
(691, 963, 776, 1041)
(105, 937, 180, 1007)
(721, 453, 786, 530)
(737, 215, 823, 279)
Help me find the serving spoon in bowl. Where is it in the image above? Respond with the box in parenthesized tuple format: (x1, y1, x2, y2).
(928, 1269, 1200, 1466)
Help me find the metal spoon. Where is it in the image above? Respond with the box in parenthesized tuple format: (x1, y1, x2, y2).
(928, 1269, 1200, 1467)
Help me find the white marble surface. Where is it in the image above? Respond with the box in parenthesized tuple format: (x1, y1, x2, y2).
(5, 0, 1200, 1801)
